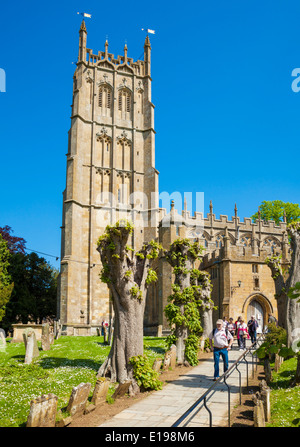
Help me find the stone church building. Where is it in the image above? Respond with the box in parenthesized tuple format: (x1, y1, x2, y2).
(57, 22, 290, 336)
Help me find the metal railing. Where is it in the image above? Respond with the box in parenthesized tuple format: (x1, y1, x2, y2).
(172, 333, 265, 427)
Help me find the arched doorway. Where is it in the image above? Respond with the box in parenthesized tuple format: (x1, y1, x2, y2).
(247, 299, 264, 333)
(243, 293, 274, 334)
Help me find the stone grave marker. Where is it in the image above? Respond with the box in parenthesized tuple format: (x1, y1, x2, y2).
(91, 377, 110, 406)
(41, 323, 51, 351)
(26, 393, 58, 427)
(112, 381, 131, 399)
(152, 358, 162, 372)
(66, 382, 91, 418)
(163, 344, 176, 370)
(24, 330, 39, 364)
(0, 329, 6, 351)
(253, 391, 266, 427)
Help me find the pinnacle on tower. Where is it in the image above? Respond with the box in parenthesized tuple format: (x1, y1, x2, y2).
(209, 200, 213, 214)
(234, 203, 238, 218)
(80, 20, 87, 31)
(283, 210, 287, 223)
(144, 35, 151, 76)
(144, 34, 151, 48)
(78, 20, 87, 62)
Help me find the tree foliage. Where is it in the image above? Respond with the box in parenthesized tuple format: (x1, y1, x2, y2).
(0, 226, 26, 254)
(0, 235, 13, 322)
(2, 252, 58, 329)
(251, 200, 300, 225)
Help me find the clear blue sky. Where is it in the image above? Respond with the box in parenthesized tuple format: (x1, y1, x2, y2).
(1, 0, 300, 269)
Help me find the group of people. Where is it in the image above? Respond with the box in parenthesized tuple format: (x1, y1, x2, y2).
(223, 315, 259, 350)
(208, 315, 259, 381)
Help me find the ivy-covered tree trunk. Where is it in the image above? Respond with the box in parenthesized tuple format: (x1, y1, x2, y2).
(266, 256, 287, 328)
(164, 239, 203, 365)
(96, 221, 160, 395)
(191, 270, 213, 340)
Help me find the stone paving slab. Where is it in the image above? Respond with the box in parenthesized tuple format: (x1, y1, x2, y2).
(99, 341, 259, 428)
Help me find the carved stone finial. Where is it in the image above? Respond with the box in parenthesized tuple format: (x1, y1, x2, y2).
(144, 35, 151, 48)
(80, 20, 87, 32)
(234, 203, 238, 218)
(283, 210, 287, 223)
(209, 200, 213, 214)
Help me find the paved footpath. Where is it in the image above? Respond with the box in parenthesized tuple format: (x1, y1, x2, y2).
(100, 340, 260, 428)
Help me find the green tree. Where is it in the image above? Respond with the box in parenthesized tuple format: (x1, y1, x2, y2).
(2, 252, 58, 329)
(164, 238, 204, 366)
(96, 220, 162, 395)
(0, 235, 13, 322)
(251, 200, 300, 225)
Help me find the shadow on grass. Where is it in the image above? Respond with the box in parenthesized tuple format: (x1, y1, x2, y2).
(38, 357, 101, 371)
(10, 355, 102, 372)
(145, 346, 165, 356)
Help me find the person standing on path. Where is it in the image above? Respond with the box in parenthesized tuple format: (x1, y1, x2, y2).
(247, 315, 258, 346)
(209, 319, 234, 381)
(237, 318, 249, 350)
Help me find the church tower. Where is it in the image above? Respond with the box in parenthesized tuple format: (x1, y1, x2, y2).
(58, 21, 159, 335)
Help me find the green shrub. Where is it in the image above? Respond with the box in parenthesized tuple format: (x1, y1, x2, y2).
(129, 355, 162, 391)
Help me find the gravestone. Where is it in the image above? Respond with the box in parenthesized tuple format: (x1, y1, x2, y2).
(26, 393, 58, 427)
(274, 353, 283, 372)
(253, 391, 266, 427)
(103, 326, 108, 344)
(112, 381, 131, 399)
(152, 358, 162, 372)
(91, 378, 110, 406)
(67, 382, 91, 418)
(41, 323, 51, 351)
(24, 330, 39, 364)
(163, 344, 176, 370)
(259, 380, 271, 422)
(0, 329, 6, 350)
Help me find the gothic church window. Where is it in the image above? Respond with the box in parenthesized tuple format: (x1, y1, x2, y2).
(118, 88, 132, 119)
(241, 235, 251, 246)
(215, 234, 224, 248)
(263, 237, 281, 255)
(98, 84, 112, 117)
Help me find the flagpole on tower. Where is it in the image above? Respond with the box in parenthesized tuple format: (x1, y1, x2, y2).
(77, 12, 92, 20)
(141, 28, 156, 36)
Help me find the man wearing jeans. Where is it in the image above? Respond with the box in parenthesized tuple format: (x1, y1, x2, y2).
(209, 319, 234, 381)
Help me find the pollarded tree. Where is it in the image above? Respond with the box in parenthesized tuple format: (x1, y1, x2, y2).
(164, 238, 203, 365)
(190, 269, 214, 341)
(266, 222, 300, 348)
(96, 220, 161, 395)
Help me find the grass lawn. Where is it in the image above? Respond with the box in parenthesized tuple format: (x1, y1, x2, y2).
(0, 335, 167, 427)
(267, 357, 300, 427)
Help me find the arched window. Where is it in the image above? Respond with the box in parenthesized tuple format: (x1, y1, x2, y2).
(118, 88, 132, 118)
(98, 85, 112, 116)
